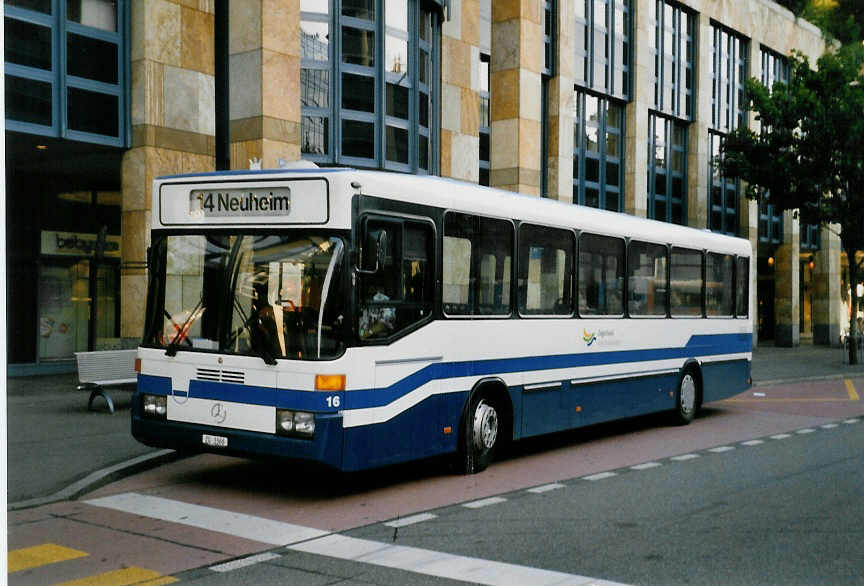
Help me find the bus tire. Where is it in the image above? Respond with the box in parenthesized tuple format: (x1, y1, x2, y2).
(672, 365, 700, 425)
(457, 391, 500, 474)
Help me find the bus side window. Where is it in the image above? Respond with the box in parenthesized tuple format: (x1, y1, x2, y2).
(578, 233, 624, 316)
(443, 212, 513, 316)
(518, 224, 574, 316)
(670, 247, 703, 317)
(735, 256, 749, 317)
(627, 241, 668, 317)
(706, 252, 734, 317)
(359, 218, 433, 341)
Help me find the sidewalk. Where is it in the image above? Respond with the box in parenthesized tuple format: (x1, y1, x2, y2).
(6, 341, 864, 509)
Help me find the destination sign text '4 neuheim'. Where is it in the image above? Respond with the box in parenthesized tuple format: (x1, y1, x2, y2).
(190, 188, 292, 218)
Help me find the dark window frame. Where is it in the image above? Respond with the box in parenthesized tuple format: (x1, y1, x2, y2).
(574, 0, 631, 100)
(647, 112, 687, 225)
(301, 0, 440, 173)
(573, 89, 625, 212)
(4, 1, 129, 146)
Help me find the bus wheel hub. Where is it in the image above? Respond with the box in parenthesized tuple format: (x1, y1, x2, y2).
(473, 401, 498, 450)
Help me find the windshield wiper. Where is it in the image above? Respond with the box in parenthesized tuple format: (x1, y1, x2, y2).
(165, 293, 205, 357)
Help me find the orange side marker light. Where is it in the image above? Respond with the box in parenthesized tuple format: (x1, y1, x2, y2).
(315, 374, 346, 391)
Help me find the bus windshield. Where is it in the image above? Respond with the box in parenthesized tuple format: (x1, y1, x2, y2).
(144, 232, 347, 361)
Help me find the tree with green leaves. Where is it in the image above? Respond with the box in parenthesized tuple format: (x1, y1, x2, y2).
(719, 46, 864, 363)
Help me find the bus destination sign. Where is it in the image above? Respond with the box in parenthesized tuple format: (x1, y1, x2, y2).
(190, 188, 292, 218)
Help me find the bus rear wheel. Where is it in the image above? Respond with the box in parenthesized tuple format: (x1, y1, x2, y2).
(672, 367, 700, 425)
(457, 393, 499, 474)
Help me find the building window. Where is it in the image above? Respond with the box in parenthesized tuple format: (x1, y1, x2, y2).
(4, 0, 128, 146)
(708, 131, 738, 235)
(756, 46, 785, 245)
(648, 113, 686, 225)
(574, 0, 630, 100)
(758, 201, 782, 244)
(711, 24, 748, 134)
(301, 0, 440, 173)
(573, 90, 624, 212)
(651, 0, 694, 119)
(761, 46, 789, 90)
(707, 24, 747, 235)
(478, 52, 490, 186)
(801, 224, 821, 251)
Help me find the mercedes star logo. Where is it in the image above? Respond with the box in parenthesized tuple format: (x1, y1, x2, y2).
(210, 402, 227, 424)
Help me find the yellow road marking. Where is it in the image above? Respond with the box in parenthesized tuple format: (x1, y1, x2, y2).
(54, 567, 177, 586)
(725, 398, 855, 403)
(846, 379, 860, 401)
(8, 544, 88, 573)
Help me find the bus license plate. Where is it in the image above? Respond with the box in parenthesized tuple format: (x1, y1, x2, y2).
(202, 434, 228, 448)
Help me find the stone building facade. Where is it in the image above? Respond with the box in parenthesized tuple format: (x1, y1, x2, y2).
(4, 0, 851, 372)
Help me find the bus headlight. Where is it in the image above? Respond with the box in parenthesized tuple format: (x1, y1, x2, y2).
(142, 394, 167, 419)
(276, 410, 315, 438)
(293, 412, 315, 436)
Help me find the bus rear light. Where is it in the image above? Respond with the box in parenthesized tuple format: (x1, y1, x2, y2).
(135, 358, 142, 373)
(315, 374, 346, 391)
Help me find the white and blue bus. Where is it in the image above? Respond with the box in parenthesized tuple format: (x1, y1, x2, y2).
(133, 166, 752, 473)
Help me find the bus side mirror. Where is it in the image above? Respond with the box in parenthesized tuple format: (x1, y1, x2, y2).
(359, 229, 389, 274)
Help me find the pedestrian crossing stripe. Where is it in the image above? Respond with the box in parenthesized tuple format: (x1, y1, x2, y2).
(54, 567, 177, 585)
(8, 544, 88, 573)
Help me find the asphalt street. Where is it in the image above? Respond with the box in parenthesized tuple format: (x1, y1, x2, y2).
(171, 417, 864, 585)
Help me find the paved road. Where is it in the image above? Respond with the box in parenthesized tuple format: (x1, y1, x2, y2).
(7, 376, 863, 585)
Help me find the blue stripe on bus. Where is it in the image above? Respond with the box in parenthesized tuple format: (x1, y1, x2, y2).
(139, 333, 750, 411)
(343, 333, 751, 410)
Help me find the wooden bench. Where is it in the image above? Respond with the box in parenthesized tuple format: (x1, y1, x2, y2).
(75, 349, 138, 413)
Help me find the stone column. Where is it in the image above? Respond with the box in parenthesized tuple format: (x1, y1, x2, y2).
(741, 199, 759, 346)
(122, 1, 216, 338)
(624, 0, 651, 217)
(743, 41, 762, 346)
(774, 210, 800, 347)
(686, 12, 712, 229)
(813, 224, 842, 346)
(490, 0, 543, 195)
(545, 0, 574, 202)
(229, 0, 301, 169)
(441, 0, 481, 182)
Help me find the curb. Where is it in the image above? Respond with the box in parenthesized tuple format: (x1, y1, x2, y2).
(8, 449, 184, 511)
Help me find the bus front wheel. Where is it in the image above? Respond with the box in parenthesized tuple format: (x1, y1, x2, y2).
(457, 393, 499, 474)
(672, 366, 700, 425)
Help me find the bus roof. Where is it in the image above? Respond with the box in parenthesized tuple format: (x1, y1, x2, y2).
(154, 168, 752, 256)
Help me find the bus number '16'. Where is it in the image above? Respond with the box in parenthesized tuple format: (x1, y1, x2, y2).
(326, 395, 341, 408)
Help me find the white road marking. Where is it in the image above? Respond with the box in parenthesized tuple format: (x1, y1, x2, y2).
(288, 534, 629, 586)
(821, 423, 839, 429)
(210, 552, 281, 573)
(384, 513, 437, 528)
(796, 428, 816, 434)
(670, 454, 700, 461)
(527, 483, 565, 494)
(741, 440, 764, 446)
(770, 433, 792, 440)
(85, 493, 329, 545)
(463, 497, 507, 509)
(843, 418, 860, 424)
(583, 472, 618, 481)
(630, 462, 662, 471)
(708, 446, 735, 453)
